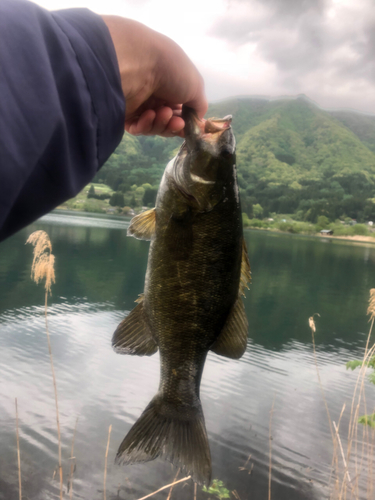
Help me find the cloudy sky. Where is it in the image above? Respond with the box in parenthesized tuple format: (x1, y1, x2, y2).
(34, 0, 375, 114)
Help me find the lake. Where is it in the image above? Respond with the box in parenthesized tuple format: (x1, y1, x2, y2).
(0, 211, 374, 500)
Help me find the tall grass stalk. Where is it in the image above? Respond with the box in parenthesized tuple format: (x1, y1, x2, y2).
(26, 230, 63, 499)
(309, 314, 335, 443)
(68, 416, 79, 500)
(135, 476, 191, 500)
(268, 397, 275, 500)
(103, 424, 112, 500)
(311, 291, 375, 500)
(166, 468, 180, 500)
(341, 290, 375, 500)
(15, 398, 22, 500)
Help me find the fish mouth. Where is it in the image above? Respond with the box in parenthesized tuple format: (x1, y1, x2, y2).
(173, 106, 235, 211)
(182, 106, 232, 146)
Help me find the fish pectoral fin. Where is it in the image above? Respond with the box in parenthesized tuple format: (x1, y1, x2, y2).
(239, 239, 251, 297)
(112, 298, 158, 356)
(127, 208, 156, 240)
(211, 297, 248, 359)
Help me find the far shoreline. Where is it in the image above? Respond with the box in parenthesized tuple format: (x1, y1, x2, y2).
(244, 225, 375, 245)
(53, 208, 375, 246)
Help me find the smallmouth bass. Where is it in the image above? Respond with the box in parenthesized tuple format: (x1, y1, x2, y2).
(113, 106, 251, 484)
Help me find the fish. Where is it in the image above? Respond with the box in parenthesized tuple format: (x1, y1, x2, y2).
(112, 106, 251, 485)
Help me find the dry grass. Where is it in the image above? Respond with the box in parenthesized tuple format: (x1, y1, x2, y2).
(309, 313, 335, 441)
(238, 454, 253, 474)
(268, 397, 275, 500)
(26, 230, 62, 499)
(310, 291, 375, 500)
(68, 416, 79, 500)
(15, 398, 22, 500)
(135, 476, 191, 500)
(166, 468, 180, 500)
(26, 230, 55, 295)
(104, 424, 112, 500)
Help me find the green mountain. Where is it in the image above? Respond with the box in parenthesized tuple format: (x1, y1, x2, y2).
(94, 96, 375, 222)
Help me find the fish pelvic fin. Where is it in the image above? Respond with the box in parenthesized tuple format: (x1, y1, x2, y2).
(210, 238, 250, 360)
(239, 239, 251, 297)
(115, 393, 211, 485)
(112, 296, 158, 356)
(211, 297, 248, 359)
(127, 208, 156, 240)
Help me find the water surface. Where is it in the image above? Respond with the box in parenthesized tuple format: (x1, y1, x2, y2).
(0, 212, 374, 500)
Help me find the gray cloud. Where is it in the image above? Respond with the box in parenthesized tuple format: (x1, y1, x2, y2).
(208, 0, 375, 112)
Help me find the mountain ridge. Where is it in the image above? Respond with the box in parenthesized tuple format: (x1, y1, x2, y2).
(93, 96, 375, 222)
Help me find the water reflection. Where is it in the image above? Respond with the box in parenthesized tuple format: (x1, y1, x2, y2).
(0, 214, 374, 499)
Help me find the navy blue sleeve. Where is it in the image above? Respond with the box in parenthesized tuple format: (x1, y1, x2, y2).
(0, 0, 126, 241)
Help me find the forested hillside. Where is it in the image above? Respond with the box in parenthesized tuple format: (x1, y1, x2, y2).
(93, 96, 375, 222)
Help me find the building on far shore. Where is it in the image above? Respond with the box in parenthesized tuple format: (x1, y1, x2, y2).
(320, 229, 333, 235)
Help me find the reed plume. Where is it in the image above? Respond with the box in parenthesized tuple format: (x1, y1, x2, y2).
(26, 230, 63, 499)
(26, 230, 55, 295)
(367, 289, 375, 323)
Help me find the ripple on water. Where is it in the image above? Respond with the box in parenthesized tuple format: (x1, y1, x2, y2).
(0, 232, 374, 500)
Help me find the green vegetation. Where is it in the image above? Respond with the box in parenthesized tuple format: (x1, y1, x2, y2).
(346, 355, 375, 428)
(202, 479, 230, 499)
(242, 212, 375, 238)
(93, 133, 181, 204)
(59, 185, 113, 214)
(63, 96, 375, 225)
(346, 287, 375, 430)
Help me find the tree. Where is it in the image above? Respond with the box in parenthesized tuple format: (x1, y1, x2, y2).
(316, 215, 330, 228)
(143, 186, 158, 207)
(87, 185, 96, 198)
(109, 192, 125, 207)
(253, 203, 264, 219)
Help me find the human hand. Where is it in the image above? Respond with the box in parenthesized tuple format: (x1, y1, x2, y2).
(101, 16, 207, 137)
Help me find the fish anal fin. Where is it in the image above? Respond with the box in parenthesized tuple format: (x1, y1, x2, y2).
(128, 208, 156, 240)
(211, 298, 248, 359)
(112, 298, 158, 356)
(239, 239, 251, 297)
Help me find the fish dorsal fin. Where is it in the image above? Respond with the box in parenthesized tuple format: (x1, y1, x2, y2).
(210, 297, 248, 359)
(239, 240, 251, 297)
(127, 208, 156, 240)
(112, 295, 158, 356)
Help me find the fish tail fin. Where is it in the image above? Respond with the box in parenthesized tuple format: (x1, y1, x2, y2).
(115, 393, 211, 485)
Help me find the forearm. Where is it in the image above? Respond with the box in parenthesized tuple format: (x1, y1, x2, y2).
(0, 0, 125, 241)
